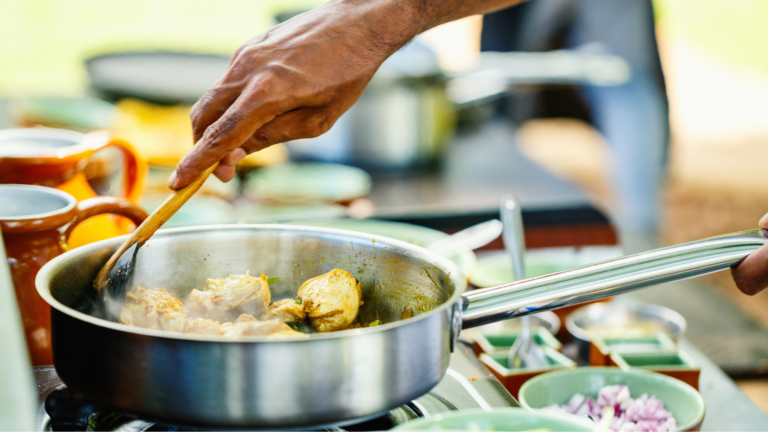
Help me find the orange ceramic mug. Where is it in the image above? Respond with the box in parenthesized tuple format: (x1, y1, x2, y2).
(0, 185, 148, 365)
(0, 128, 147, 248)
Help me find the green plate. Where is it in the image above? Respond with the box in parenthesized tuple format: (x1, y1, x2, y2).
(391, 407, 594, 431)
(245, 162, 372, 203)
(237, 203, 347, 224)
(470, 247, 623, 288)
(518, 367, 705, 431)
(288, 219, 477, 279)
(141, 193, 236, 228)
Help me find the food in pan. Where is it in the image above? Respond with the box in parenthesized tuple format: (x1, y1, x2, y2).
(187, 273, 271, 322)
(542, 385, 677, 432)
(120, 269, 368, 339)
(297, 269, 363, 332)
(261, 298, 307, 323)
(119, 286, 188, 332)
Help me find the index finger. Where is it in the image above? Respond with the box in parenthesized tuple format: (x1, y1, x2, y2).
(170, 89, 284, 189)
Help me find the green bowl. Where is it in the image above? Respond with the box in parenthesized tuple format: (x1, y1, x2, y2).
(245, 162, 372, 203)
(391, 408, 595, 431)
(518, 367, 705, 431)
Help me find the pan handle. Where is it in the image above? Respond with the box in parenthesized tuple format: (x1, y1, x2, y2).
(459, 229, 767, 329)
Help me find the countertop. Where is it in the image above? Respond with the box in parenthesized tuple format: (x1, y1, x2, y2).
(682, 339, 768, 430)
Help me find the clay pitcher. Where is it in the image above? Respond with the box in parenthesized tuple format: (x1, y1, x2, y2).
(0, 184, 147, 365)
(0, 128, 147, 248)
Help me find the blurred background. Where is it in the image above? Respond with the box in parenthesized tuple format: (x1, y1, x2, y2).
(2, 0, 767, 421)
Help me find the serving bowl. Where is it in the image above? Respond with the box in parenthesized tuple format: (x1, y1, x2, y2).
(391, 407, 595, 431)
(518, 367, 706, 431)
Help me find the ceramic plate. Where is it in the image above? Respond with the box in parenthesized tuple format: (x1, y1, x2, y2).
(245, 163, 372, 204)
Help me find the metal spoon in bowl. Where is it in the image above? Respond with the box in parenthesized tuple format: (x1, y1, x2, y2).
(502, 196, 549, 369)
(426, 219, 503, 258)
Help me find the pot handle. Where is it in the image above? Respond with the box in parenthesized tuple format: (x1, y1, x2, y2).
(62, 197, 148, 241)
(460, 229, 767, 329)
(82, 131, 148, 203)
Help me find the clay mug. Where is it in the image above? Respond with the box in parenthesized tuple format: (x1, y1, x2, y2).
(0, 128, 147, 248)
(0, 184, 147, 366)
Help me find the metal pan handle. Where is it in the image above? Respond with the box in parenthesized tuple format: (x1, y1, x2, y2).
(459, 229, 767, 329)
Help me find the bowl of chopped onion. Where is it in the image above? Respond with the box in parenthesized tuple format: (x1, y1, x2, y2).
(518, 367, 705, 431)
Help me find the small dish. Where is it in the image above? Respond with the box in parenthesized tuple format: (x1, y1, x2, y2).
(611, 349, 701, 390)
(518, 367, 705, 431)
(461, 311, 560, 344)
(390, 407, 595, 431)
(590, 331, 677, 366)
(479, 349, 576, 398)
(473, 327, 563, 357)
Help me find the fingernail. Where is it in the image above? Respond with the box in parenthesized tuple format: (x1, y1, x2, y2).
(167, 170, 178, 189)
(760, 213, 768, 229)
(225, 148, 247, 166)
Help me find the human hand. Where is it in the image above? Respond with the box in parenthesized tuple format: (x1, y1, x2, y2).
(731, 213, 768, 295)
(167, 0, 423, 188)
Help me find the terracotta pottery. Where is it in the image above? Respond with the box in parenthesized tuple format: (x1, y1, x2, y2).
(0, 128, 147, 248)
(0, 184, 147, 365)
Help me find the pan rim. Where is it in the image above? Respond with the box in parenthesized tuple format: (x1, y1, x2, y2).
(36, 224, 468, 343)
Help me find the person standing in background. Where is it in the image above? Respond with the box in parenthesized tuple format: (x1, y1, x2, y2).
(483, 0, 670, 252)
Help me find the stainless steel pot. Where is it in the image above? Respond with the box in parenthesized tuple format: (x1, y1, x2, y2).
(35, 225, 765, 428)
(286, 42, 632, 171)
(287, 39, 456, 171)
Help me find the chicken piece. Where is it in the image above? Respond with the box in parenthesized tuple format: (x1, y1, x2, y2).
(120, 286, 187, 332)
(221, 318, 308, 339)
(297, 269, 363, 332)
(184, 318, 223, 335)
(233, 313, 258, 323)
(261, 299, 307, 323)
(186, 273, 271, 322)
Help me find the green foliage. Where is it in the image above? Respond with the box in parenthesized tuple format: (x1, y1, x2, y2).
(0, 0, 325, 96)
(655, 0, 768, 77)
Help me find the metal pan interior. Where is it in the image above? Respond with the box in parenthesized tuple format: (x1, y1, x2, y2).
(38, 224, 467, 342)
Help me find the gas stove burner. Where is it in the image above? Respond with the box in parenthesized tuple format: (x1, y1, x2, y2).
(36, 343, 518, 431)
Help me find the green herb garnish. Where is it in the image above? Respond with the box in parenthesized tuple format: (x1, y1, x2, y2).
(368, 319, 382, 327)
(266, 276, 279, 284)
(286, 320, 313, 333)
(295, 298, 303, 305)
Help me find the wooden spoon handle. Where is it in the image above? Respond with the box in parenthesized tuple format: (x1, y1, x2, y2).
(94, 164, 218, 290)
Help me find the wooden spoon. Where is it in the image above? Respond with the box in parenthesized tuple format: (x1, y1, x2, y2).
(93, 163, 218, 321)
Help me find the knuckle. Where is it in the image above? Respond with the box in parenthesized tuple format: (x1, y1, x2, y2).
(202, 112, 243, 144)
(252, 129, 275, 147)
(305, 112, 335, 137)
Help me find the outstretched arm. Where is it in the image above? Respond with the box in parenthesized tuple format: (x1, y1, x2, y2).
(168, 0, 523, 188)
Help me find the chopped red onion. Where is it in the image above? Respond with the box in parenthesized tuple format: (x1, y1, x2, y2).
(542, 385, 678, 432)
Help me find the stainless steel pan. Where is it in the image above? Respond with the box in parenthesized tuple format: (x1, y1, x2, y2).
(35, 225, 766, 428)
